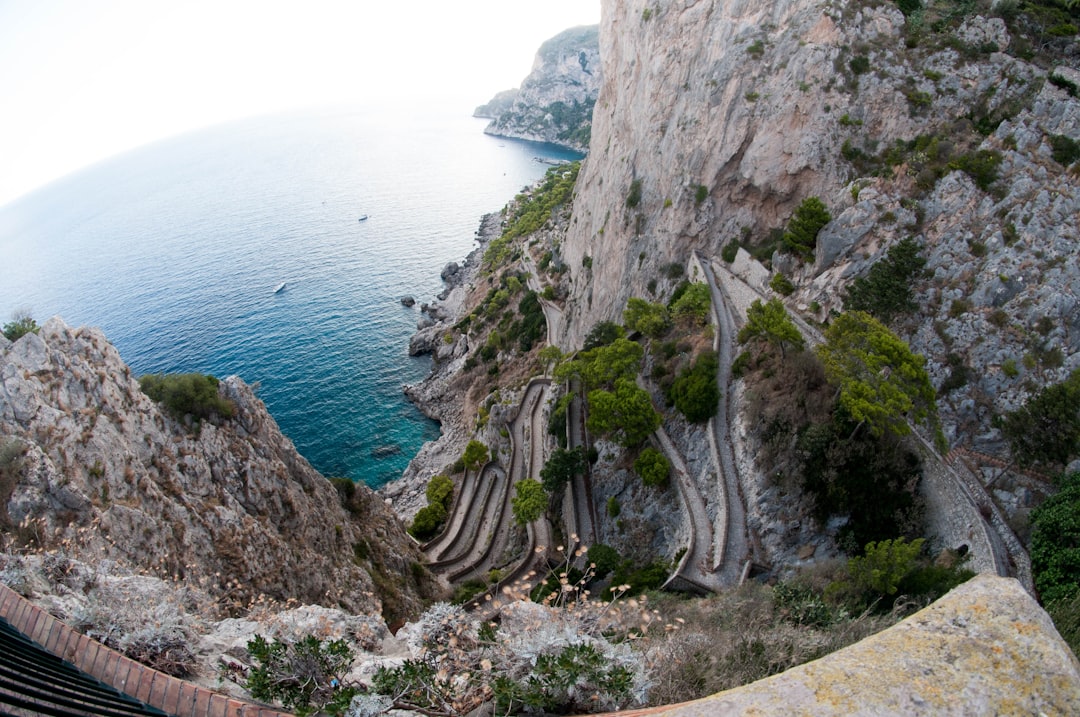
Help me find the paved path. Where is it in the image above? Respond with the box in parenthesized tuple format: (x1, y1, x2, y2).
(697, 254, 752, 586)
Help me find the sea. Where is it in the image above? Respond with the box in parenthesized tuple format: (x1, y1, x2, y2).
(0, 104, 582, 487)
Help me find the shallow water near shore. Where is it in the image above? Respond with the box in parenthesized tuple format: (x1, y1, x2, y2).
(0, 104, 580, 486)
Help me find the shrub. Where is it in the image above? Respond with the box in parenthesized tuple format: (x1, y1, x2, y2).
(426, 474, 454, 509)
(746, 39, 765, 56)
(512, 478, 547, 525)
(485, 163, 580, 268)
(721, 239, 740, 263)
(624, 297, 671, 337)
(1002, 359, 1019, 378)
(587, 544, 622, 578)
(1031, 472, 1080, 604)
(138, 373, 235, 425)
(607, 496, 621, 517)
(670, 282, 711, 324)
(1000, 369, 1080, 468)
(671, 351, 720, 423)
(842, 237, 926, 324)
(626, 179, 643, 208)
(409, 502, 448, 541)
(694, 184, 709, 205)
(2, 312, 38, 341)
(770, 272, 795, 296)
(950, 150, 1003, 191)
(847, 537, 925, 598)
(635, 447, 671, 487)
(246, 635, 357, 716)
(782, 197, 831, 260)
(1050, 134, 1080, 165)
(540, 447, 587, 492)
(583, 321, 625, 350)
(849, 55, 870, 75)
(462, 440, 490, 471)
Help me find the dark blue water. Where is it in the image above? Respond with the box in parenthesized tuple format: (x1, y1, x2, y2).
(0, 105, 581, 486)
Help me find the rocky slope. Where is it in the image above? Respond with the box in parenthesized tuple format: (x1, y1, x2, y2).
(559, 0, 1078, 463)
(478, 25, 602, 151)
(0, 318, 433, 622)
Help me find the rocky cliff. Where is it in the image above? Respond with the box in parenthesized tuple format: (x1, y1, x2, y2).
(478, 25, 602, 151)
(0, 318, 433, 622)
(560, 0, 1079, 458)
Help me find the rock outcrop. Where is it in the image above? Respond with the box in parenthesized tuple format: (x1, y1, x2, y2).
(479, 25, 602, 151)
(0, 318, 433, 620)
(559, 0, 1078, 461)
(631, 575, 1080, 716)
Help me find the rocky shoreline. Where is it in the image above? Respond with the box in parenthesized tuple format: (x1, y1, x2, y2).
(379, 212, 503, 520)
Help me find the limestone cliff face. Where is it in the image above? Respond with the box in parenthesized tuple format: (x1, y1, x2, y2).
(480, 25, 602, 151)
(560, 0, 1079, 456)
(0, 319, 431, 620)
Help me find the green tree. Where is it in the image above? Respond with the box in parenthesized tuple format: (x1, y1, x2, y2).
(512, 478, 547, 525)
(540, 447, 587, 492)
(409, 502, 449, 540)
(538, 345, 563, 373)
(1000, 368, 1080, 468)
(558, 337, 645, 390)
(623, 297, 670, 337)
(462, 440, 490, 472)
(586, 378, 661, 447)
(782, 197, 831, 260)
(670, 351, 720, 423)
(587, 544, 622, 579)
(816, 311, 937, 438)
(738, 298, 805, 358)
(1030, 472, 1080, 604)
(669, 282, 711, 325)
(582, 321, 625, 350)
(426, 474, 454, 509)
(634, 447, 670, 487)
(2, 311, 39, 342)
(843, 237, 926, 324)
(848, 537, 925, 597)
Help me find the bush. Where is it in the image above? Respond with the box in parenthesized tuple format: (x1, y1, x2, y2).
(635, 447, 671, 487)
(1000, 369, 1080, 468)
(670, 351, 720, 423)
(847, 537, 925, 598)
(583, 321, 625, 350)
(246, 635, 357, 716)
(587, 544, 622, 579)
(782, 197, 831, 260)
(1050, 134, 1080, 166)
(694, 184, 709, 205)
(2, 312, 38, 342)
(770, 273, 795, 296)
(462, 440, 490, 471)
(949, 150, 1002, 191)
(426, 474, 454, 509)
(721, 239, 740, 263)
(1031, 472, 1080, 604)
(409, 502, 448, 541)
(623, 297, 671, 337)
(842, 237, 925, 324)
(849, 55, 870, 74)
(670, 282, 711, 325)
(626, 179, 643, 208)
(138, 373, 235, 425)
(512, 478, 547, 525)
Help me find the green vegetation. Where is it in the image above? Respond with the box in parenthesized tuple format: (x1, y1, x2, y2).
(782, 197, 831, 260)
(2, 312, 38, 341)
(409, 474, 455, 541)
(738, 298, 805, 358)
(949, 149, 1003, 191)
(557, 337, 644, 391)
(843, 237, 926, 324)
(670, 351, 720, 423)
(484, 162, 580, 269)
(669, 282, 711, 325)
(138, 373, 236, 425)
(1051, 134, 1080, 165)
(721, 238, 740, 263)
(583, 321, 625, 350)
(623, 297, 670, 337)
(586, 378, 662, 447)
(1000, 368, 1080, 468)
(769, 272, 795, 296)
(462, 440, 490, 472)
(1031, 472, 1080, 604)
(634, 446, 671, 487)
(694, 184, 709, 205)
(512, 478, 547, 525)
(816, 311, 938, 439)
(847, 537, 925, 597)
(540, 446, 587, 492)
(245, 635, 357, 716)
(626, 178, 643, 208)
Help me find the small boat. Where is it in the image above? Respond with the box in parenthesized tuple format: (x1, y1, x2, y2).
(358, 215, 369, 222)
(273, 282, 286, 294)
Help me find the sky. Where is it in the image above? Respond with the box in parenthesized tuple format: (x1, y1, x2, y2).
(0, 0, 601, 208)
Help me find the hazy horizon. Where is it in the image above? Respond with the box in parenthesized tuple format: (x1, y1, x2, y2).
(0, 0, 601, 209)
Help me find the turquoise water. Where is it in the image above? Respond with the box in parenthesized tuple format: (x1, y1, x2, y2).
(0, 105, 581, 486)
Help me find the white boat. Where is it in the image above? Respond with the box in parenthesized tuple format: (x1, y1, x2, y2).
(358, 215, 369, 222)
(273, 282, 286, 294)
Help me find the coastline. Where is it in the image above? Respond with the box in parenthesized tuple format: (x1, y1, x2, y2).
(378, 212, 503, 520)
